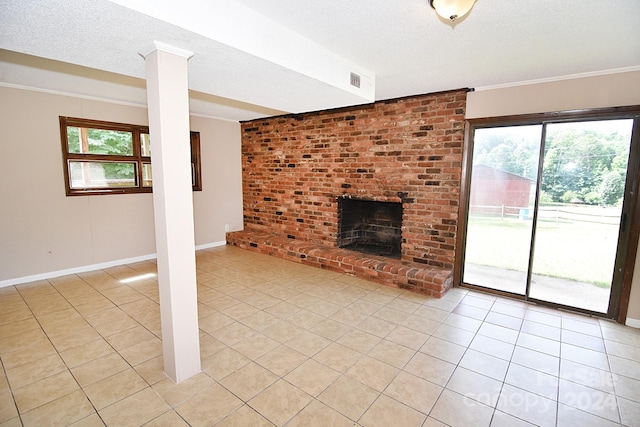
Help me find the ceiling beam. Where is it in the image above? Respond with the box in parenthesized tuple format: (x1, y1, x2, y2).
(107, 0, 375, 103)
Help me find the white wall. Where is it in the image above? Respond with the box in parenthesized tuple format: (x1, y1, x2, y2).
(0, 85, 243, 285)
(191, 115, 244, 244)
(465, 69, 640, 326)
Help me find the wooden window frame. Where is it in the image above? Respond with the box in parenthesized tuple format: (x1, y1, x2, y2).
(60, 116, 202, 195)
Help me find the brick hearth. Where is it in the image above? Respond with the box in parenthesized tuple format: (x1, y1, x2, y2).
(226, 229, 453, 297)
(227, 88, 468, 297)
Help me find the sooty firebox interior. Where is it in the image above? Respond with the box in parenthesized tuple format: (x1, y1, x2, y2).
(337, 198, 402, 258)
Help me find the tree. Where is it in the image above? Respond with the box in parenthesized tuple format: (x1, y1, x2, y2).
(541, 128, 628, 204)
(474, 126, 540, 179)
(599, 171, 624, 206)
(67, 126, 136, 182)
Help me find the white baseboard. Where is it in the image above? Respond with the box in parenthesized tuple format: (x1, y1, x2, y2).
(0, 253, 157, 288)
(625, 317, 640, 329)
(195, 240, 227, 250)
(0, 240, 227, 288)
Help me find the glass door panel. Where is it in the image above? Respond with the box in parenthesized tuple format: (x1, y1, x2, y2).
(529, 120, 634, 312)
(463, 125, 543, 294)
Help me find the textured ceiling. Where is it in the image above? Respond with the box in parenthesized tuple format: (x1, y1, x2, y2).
(1, 0, 639, 121)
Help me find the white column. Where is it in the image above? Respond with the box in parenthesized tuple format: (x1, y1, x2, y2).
(142, 41, 201, 383)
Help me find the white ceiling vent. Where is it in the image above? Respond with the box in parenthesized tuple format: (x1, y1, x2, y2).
(350, 72, 361, 88)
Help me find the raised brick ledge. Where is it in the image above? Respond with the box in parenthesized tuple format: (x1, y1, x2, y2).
(226, 228, 453, 298)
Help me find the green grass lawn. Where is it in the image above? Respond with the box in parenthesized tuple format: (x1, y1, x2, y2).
(464, 213, 620, 288)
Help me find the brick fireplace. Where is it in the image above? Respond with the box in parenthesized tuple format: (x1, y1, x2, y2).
(227, 89, 468, 297)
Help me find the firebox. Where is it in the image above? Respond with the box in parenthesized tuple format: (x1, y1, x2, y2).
(337, 198, 403, 258)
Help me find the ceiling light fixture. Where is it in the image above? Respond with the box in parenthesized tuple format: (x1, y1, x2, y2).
(429, 0, 477, 22)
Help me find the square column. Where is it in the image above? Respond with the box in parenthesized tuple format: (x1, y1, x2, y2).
(142, 41, 200, 383)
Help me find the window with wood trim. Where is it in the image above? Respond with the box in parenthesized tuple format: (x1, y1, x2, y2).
(60, 117, 202, 195)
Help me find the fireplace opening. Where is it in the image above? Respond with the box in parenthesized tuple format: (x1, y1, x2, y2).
(337, 198, 402, 258)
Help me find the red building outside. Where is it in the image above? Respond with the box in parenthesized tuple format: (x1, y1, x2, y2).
(469, 164, 535, 218)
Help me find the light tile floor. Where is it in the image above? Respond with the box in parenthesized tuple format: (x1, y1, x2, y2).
(1, 245, 640, 426)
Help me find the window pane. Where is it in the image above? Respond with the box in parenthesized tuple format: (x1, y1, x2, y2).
(141, 133, 151, 156)
(69, 161, 136, 189)
(529, 119, 633, 312)
(142, 163, 152, 187)
(463, 125, 542, 294)
(67, 126, 133, 155)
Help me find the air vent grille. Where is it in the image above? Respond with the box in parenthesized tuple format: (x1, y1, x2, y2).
(350, 72, 361, 88)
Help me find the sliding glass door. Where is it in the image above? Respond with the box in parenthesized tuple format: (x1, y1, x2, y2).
(462, 114, 637, 316)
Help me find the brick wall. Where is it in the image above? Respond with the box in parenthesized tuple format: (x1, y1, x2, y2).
(240, 89, 468, 271)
